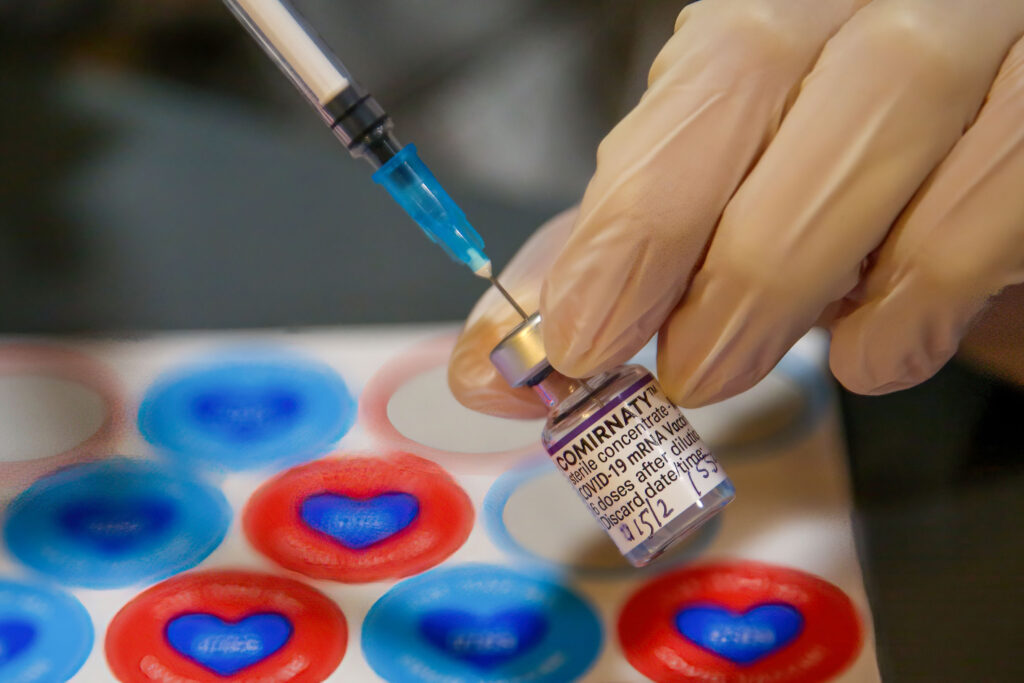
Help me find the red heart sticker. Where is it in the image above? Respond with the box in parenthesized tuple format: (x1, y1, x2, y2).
(106, 570, 347, 683)
(619, 561, 863, 682)
(244, 452, 474, 583)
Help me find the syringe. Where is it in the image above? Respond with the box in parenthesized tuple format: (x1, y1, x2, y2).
(221, 0, 527, 318)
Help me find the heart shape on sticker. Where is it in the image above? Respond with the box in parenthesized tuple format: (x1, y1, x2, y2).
(165, 613, 293, 676)
(419, 608, 548, 670)
(300, 492, 419, 550)
(191, 388, 301, 441)
(0, 619, 36, 665)
(58, 498, 176, 554)
(675, 603, 804, 665)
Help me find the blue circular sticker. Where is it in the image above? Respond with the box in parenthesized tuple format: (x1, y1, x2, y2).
(138, 351, 355, 471)
(362, 564, 602, 682)
(0, 578, 92, 682)
(4, 459, 230, 588)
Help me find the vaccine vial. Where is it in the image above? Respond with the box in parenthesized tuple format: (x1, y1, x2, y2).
(490, 313, 735, 567)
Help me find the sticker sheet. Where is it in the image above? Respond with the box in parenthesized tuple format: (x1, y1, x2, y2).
(0, 326, 880, 682)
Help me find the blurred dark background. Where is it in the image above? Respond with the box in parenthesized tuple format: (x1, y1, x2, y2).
(0, 0, 678, 330)
(0, 1, 1020, 680)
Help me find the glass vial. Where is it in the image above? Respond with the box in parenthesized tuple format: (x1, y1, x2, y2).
(490, 313, 735, 567)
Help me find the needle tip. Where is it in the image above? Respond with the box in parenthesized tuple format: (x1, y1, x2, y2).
(489, 276, 529, 320)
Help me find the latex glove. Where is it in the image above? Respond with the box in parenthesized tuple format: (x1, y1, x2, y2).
(448, 208, 577, 419)
(450, 0, 1024, 416)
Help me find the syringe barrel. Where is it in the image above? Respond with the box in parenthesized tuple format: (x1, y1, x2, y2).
(223, 0, 399, 166)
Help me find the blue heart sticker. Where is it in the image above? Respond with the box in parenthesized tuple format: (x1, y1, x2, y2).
(419, 609, 548, 670)
(191, 388, 301, 442)
(165, 613, 292, 676)
(675, 603, 804, 665)
(0, 620, 36, 666)
(301, 492, 419, 550)
(58, 498, 176, 554)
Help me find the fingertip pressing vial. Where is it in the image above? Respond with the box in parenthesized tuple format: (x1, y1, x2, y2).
(490, 313, 735, 567)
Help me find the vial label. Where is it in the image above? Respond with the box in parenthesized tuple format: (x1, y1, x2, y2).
(545, 374, 727, 553)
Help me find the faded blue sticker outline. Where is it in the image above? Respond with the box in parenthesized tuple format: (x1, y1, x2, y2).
(629, 343, 832, 456)
(483, 459, 720, 579)
(723, 352, 832, 455)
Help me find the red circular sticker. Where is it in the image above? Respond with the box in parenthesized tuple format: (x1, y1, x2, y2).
(618, 561, 862, 683)
(243, 452, 474, 583)
(106, 570, 347, 683)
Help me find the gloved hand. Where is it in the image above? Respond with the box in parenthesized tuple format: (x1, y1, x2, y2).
(450, 0, 1024, 417)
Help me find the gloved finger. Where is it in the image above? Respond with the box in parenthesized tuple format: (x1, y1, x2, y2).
(657, 0, 1024, 407)
(448, 208, 577, 418)
(540, 0, 865, 378)
(829, 34, 1024, 394)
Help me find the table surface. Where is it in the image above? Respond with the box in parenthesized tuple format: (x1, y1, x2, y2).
(0, 325, 876, 681)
